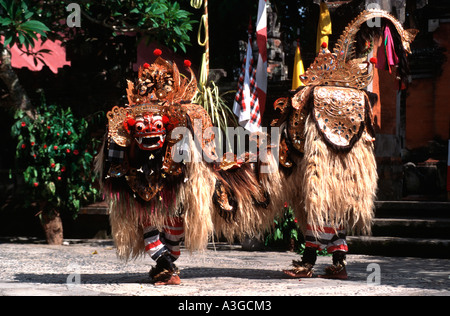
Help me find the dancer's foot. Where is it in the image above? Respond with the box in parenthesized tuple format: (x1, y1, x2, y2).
(149, 251, 181, 285)
(283, 260, 314, 278)
(318, 263, 348, 280)
(150, 268, 181, 285)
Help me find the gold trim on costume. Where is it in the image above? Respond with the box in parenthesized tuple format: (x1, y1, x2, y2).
(313, 86, 365, 148)
(300, 9, 417, 90)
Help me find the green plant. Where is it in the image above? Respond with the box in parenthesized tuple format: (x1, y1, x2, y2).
(80, 0, 196, 53)
(265, 204, 330, 256)
(265, 203, 301, 252)
(10, 96, 101, 218)
(0, 0, 50, 50)
(0, 0, 195, 53)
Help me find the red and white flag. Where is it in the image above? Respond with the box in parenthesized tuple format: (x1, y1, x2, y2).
(233, 29, 261, 133)
(255, 0, 267, 116)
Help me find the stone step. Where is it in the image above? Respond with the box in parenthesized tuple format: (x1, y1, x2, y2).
(374, 201, 450, 219)
(372, 218, 450, 239)
(79, 201, 109, 215)
(347, 236, 450, 259)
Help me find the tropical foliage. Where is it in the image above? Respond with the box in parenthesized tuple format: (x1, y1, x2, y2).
(10, 96, 101, 218)
(265, 204, 301, 252)
(265, 204, 330, 256)
(0, 0, 195, 53)
(0, 0, 50, 50)
(89, 0, 196, 52)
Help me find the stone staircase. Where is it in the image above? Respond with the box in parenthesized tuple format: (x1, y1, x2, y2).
(348, 201, 450, 258)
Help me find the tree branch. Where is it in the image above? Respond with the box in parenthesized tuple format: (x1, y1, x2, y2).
(80, 10, 163, 34)
(0, 44, 36, 119)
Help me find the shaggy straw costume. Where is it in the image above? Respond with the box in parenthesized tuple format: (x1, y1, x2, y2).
(96, 50, 283, 285)
(272, 9, 417, 279)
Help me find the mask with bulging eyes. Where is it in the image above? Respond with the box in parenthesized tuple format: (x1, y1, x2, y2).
(125, 114, 168, 150)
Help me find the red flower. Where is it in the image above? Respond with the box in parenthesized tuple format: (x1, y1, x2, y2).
(67, 131, 72, 136)
(51, 163, 56, 168)
(21, 144, 26, 149)
(47, 126, 51, 130)
(61, 166, 66, 172)
(73, 149, 79, 155)
(370, 57, 377, 65)
(284, 202, 288, 208)
(66, 149, 71, 153)
(57, 132, 60, 136)
(143, 63, 150, 69)
(33, 182, 39, 187)
(57, 176, 62, 181)
(43, 144, 47, 149)
(153, 48, 162, 56)
(21, 122, 26, 127)
(31, 142, 35, 146)
(53, 145, 58, 150)
(294, 218, 298, 223)
(184, 59, 192, 68)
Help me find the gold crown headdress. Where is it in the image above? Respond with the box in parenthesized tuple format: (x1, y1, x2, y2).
(274, 9, 418, 156)
(107, 50, 198, 148)
(105, 51, 220, 200)
(299, 9, 418, 90)
(126, 49, 197, 106)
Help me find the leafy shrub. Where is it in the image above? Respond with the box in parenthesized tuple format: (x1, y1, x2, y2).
(10, 98, 101, 218)
(265, 204, 301, 252)
(265, 204, 330, 256)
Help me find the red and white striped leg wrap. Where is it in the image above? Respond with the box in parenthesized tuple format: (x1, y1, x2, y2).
(143, 217, 184, 262)
(305, 224, 348, 253)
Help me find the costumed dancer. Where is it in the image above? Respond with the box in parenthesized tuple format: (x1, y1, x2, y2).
(271, 9, 417, 279)
(95, 50, 283, 285)
(95, 50, 217, 285)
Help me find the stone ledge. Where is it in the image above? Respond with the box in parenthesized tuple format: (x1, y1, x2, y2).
(347, 236, 450, 258)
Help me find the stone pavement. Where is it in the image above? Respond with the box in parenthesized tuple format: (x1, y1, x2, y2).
(0, 239, 449, 296)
